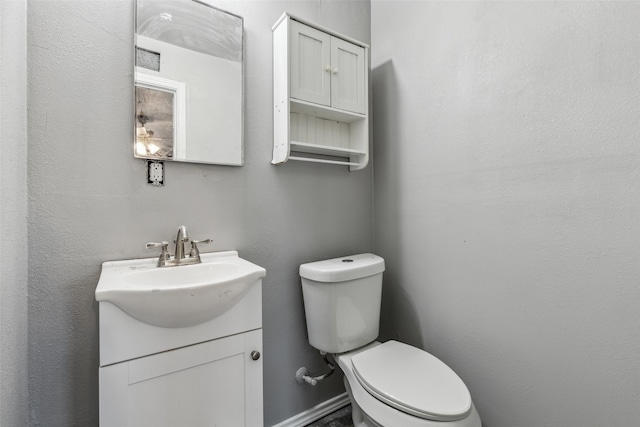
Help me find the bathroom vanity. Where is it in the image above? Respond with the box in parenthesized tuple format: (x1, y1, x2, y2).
(96, 251, 266, 427)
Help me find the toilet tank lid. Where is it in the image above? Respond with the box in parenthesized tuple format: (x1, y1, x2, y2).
(299, 253, 385, 283)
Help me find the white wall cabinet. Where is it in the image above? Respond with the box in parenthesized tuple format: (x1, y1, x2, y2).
(273, 13, 369, 170)
(290, 21, 365, 114)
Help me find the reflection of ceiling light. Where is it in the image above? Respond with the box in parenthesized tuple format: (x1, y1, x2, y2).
(160, 13, 172, 21)
(136, 141, 148, 156)
(136, 126, 149, 138)
(147, 143, 160, 154)
(136, 126, 161, 156)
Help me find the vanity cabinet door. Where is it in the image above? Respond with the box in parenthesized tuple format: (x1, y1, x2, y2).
(99, 329, 263, 427)
(330, 37, 366, 114)
(290, 20, 331, 107)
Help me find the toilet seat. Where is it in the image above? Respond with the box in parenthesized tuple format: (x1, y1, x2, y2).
(350, 341, 472, 422)
(336, 342, 482, 427)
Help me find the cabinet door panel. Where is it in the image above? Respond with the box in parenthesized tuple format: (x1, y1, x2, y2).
(290, 21, 331, 106)
(129, 351, 245, 426)
(330, 37, 365, 114)
(100, 330, 263, 427)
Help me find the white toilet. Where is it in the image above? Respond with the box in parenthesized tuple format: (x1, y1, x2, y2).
(300, 254, 482, 427)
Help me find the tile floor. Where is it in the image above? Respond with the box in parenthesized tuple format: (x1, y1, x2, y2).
(306, 404, 354, 427)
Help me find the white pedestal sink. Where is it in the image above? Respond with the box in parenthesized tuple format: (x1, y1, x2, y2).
(96, 250, 266, 328)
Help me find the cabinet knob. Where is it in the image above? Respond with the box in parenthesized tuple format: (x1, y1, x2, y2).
(324, 65, 332, 72)
(332, 67, 339, 74)
(251, 351, 261, 361)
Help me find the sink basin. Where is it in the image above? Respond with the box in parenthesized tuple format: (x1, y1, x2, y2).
(95, 251, 266, 328)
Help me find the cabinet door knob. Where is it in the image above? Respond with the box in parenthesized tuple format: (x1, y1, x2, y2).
(324, 65, 332, 72)
(332, 67, 339, 74)
(251, 351, 261, 361)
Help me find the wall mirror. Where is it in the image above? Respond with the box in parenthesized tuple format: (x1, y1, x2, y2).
(135, 0, 243, 165)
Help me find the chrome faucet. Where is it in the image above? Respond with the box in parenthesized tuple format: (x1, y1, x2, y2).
(146, 225, 212, 267)
(174, 225, 190, 260)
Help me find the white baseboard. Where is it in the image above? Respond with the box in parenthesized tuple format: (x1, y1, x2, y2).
(271, 392, 350, 427)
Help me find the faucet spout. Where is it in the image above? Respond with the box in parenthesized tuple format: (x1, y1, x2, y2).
(175, 225, 189, 260)
(148, 225, 208, 267)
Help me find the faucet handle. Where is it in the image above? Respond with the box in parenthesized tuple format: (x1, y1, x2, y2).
(191, 238, 212, 245)
(146, 241, 171, 262)
(189, 238, 212, 258)
(146, 241, 169, 249)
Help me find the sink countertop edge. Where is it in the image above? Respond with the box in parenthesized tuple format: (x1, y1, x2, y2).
(95, 250, 266, 299)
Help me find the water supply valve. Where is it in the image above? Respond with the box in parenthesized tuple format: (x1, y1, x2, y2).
(295, 352, 335, 386)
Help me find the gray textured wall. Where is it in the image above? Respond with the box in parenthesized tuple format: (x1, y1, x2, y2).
(372, 1, 640, 426)
(1, 0, 29, 425)
(27, 1, 371, 425)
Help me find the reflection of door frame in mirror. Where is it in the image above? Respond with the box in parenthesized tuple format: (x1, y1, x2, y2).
(134, 72, 186, 160)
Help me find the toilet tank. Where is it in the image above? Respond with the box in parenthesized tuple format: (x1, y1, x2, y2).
(299, 254, 385, 354)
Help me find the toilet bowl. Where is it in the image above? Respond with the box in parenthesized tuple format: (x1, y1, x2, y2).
(335, 341, 481, 427)
(299, 254, 481, 427)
